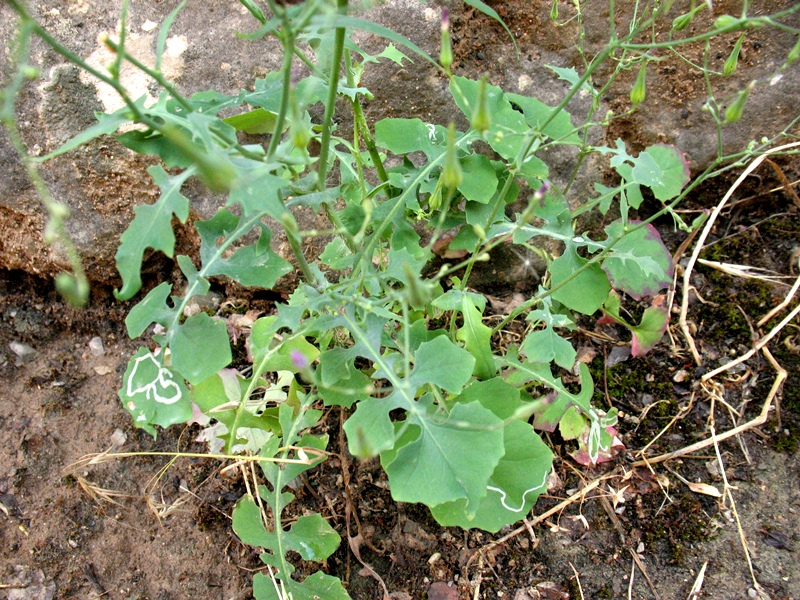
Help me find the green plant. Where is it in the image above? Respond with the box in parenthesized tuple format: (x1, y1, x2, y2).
(4, 0, 800, 597)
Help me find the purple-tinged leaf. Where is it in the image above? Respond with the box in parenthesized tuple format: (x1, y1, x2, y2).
(602, 220, 673, 299)
(600, 290, 670, 356)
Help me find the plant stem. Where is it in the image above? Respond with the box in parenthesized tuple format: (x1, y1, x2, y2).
(267, 24, 296, 160)
(316, 0, 349, 189)
(344, 49, 388, 183)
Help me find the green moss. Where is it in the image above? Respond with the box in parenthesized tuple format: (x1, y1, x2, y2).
(640, 494, 711, 564)
(595, 583, 613, 598)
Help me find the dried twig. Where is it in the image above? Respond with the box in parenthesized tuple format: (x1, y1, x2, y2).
(569, 562, 585, 600)
(758, 256, 800, 327)
(338, 409, 390, 600)
(632, 346, 786, 467)
(686, 562, 707, 600)
(700, 299, 800, 382)
(710, 423, 764, 596)
(81, 563, 107, 597)
(765, 158, 800, 210)
(678, 141, 800, 365)
(599, 492, 661, 600)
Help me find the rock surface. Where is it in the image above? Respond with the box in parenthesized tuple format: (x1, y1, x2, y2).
(0, 0, 798, 296)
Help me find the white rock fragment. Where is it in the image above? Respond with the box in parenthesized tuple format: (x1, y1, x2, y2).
(110, 428, 127, 447)
(89, 336, 105, 356)
(9, 342, 36, 365)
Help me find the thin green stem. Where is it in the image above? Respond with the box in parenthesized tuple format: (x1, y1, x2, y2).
(317, 0, 349, 189)
(1, 19, 88, 304)
(267, 25, 296, 160)
(344, 49, 388, 183)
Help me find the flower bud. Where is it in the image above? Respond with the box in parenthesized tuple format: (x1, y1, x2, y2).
(49, 202, 71, 221)
(441, 123, 463, 190)
(428, 183, 442, 211)
(471, 76, 491, 136)
(654, 0, 674, 19)
(723, 34, 745, 76)
(533, 181, 552, 202)
(99, 33, 117, 53)
(713, 14, 741, 30)
(290, 349, 310, 370)
(724, 82, 754, 123)
(289, 88, 310, 150)
(440, 8, 453, 73)
(672, 12, 693, 30)
(787, 35, 800, 65)
(55, 272, 89, 307)
(403, 263, 431, 308)
(630, 62, 647, 107)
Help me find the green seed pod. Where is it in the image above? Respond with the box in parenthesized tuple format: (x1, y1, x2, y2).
(441, 123, 463, 190)
(55, 272, 89, 307)
(550, 0, 558, 21)
(472, 76, 491, 136)
(724, 83, 754, 123)
(672, 11, 693, 30)
(630, 62, 647, 107)
(723, 34, 745, 76)
(787, 35, 800, 65)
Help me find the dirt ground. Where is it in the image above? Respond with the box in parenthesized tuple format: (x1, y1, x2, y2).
(2, 1, 800, 599)
(2, 178, 800, 600)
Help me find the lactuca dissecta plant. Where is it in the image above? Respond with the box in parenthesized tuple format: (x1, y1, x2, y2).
(4, 0, 800, 596)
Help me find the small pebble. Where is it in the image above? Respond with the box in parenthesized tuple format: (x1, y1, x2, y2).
(9, 342, 36, 365)
(89, 336, 105, 356)
(672, 369, 688, 383)
(110, 428, 127, 447)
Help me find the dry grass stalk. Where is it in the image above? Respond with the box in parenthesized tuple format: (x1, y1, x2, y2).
(678, 140, 800, 365)
(466, 478, 601, 569)
(632, 345, 786, 467)
(569, 562, 585, 600)
(686, 561, 707, 600)
(758, 256, 800, 327)
(75, 474, 130, 506)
